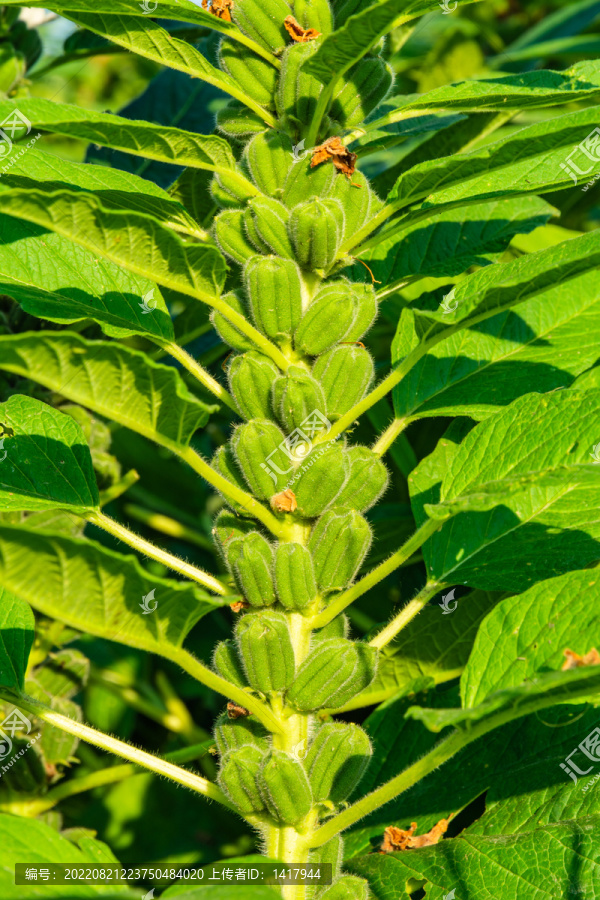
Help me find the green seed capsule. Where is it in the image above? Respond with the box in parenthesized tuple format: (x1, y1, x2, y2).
(247, 196, 294, 259)
(274, 542, 317, 611)
(304, 722, 372, 802)
(211, 292, 255, 352)
(0, 45, 25, 94)
(327, 170, 374, 244)
(211, 444, 251, 515)
(334, 446, 389, 512)
(232, 0, 291, 54)
(213, 640, 248, 689)
(229, 351, 281, 420)
(214, 168, 258, 205)
(218, 745, 266, 815)
(293, 443, 349, 518)
(275, 42, 323, 131)
(243, 206, 272, 254)
(289, 199, 342, 272)
(313, 345, 374, 419)
(283, 156, 338, 209)
(319, 876, 369, 900)
(214, 711, 269, 756)
(273, 366, 327, 433)
(331, 57, 393, 128)
(214, 209, 258, 265)
(212, 511, 257, 571)
(312, 613, 349, 642)
(308, 507, 372, 591)
(234, 533, 277, 608)
(344, 283, 378, 342)
(245, 255, 304, 342)
(287, 638, 378, 711)
(293, 0, 334, 34)
(309, 835, 344, 880)
(219, 39, 277, 109)
(235, 610, 296, 692)
(246, 131, 294, 198)
(216, 100, 267, 139)
(294, 282, 356, 356)
(258, 749, 314, 824)
(232, 419, 293, 498)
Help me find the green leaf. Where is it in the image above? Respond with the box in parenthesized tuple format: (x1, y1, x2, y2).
(392, 266, 600, 421)
(303, 0, 483, 84)
(0, 332, 217, 453)
(339, 590, 499, 711)
(28, 648, 89, 700)
(0, 98, 240, 184)
(0, 395, 99, 515)
(0, 525, 222, 659)
(0, 589, 34, 692)
(410, 390, 600, 591)
(0, 214, 173, 341)
(461, 569, 600, 707)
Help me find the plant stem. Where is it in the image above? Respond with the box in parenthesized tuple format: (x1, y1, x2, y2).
(311, 519, 441, 629)
(180, 446, 287, 538)
(123, 503, 213, 551)
(209, 297, 291, 371)
(372, 417, 409, 457)
(3, 693, 235, 811)
(369, 581, 444, 650)
(305, 78, 338, 149)
(87, 509, 229, 596)
(163, 340, 238, 411)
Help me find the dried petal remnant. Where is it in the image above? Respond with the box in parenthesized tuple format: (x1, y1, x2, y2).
(202, 0, 233, 21)
(227, 701, 250, 719)
(562, 647, 600, 670)
(311, 137, 358, 182)
(230, 599, 250, 613)
(381, 817, 451, 852)
(284, 15, 321, 42)
(270, 488, 297, 513)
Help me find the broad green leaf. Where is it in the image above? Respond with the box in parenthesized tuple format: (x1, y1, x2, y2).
(461, 569, 600, 707)
(410, 391, 600, 591)
(492, 34, 600, 66)
(0, 187, 227, 310)
(0, 813, 134, 897)
(0, 98, 241, 185)
(0, 332, 217, 453)
(387, 106, 600, 212)
(0, 395, 99, 515)
(25, 688, 82, 765)
(303, 0, 483, 84)
(365, 61, 600, 134)
(0, 590, 34, 692)
(0, 526, 222, 659)
(392, 266, 600, 421)
(339, 590, 499, 711)
(355, 195, 554, 289)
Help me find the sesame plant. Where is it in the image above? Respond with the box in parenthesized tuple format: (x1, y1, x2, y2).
(2, 0, 600, 898)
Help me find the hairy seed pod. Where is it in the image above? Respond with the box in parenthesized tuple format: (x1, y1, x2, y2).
(289, 199, 343, 272)
(0, 45, 25, 95)
(214, 710, 269, 756)
(214, 209, 258, 265)
(287, 638, 378, 711)
(294, 282, 359, 355)
(305, 722, 372, 802)
(274, 542, 318, 611)
(335, 446, 389, 512)
(235, 610, 296, 692)
(247, 196, 294, 259)
(232, 0, 291, 54)
(273, 366, 327, 433)
(212, 511, 257, 571)
(218, 745, 266, 815)
(309, 835, 344, 880)
(258, 749, 313, 824)
(214, 168, 257, 205)
(213, 640, 248, 689)
(293, 0, 334, 34)
(319, 876, 369, 900)
(331, 57, 393, 128)
(283, 157, 338, 209)
(216, 100, 266, 139)
(276, 42, 323, 130)
(246, 131, 294, 198)
(243, 206, 272, 254)
(313, 345, 374, 419)
(219, 39, 277, 109)
(229, 351, 281, 420)
(312, 613, 349, 642)
(245, 255, 303, 341)
(232, 419, 293, 498)
(293, 443, 349, 518)
(233, 533, 276, 608)
(308, 507, 372, 591)
(327, 170, 374, 244)
(344, 283, 378, 342)
(211, 292, 255, 352)
(211, 444, 251, 515)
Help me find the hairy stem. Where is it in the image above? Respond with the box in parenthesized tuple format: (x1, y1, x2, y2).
(369, 581, 444, 650)
(372, 417, 409, 457)
(163, 340, 238, 411)
(123, 503, 214, 551)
